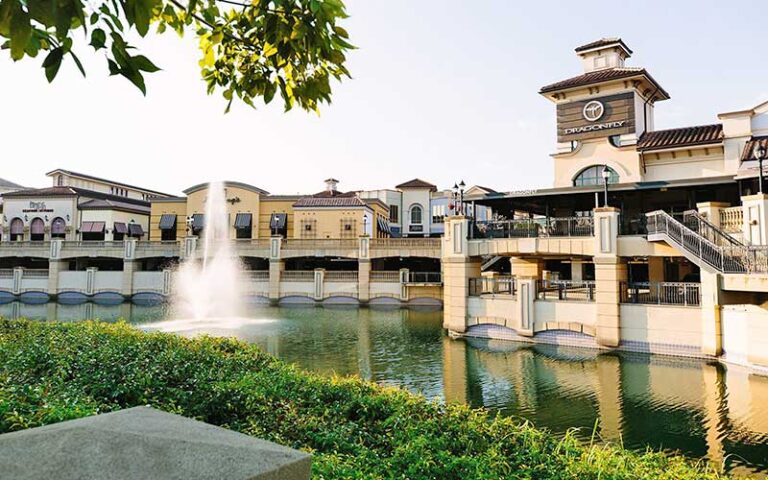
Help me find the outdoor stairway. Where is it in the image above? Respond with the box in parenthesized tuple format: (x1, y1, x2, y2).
(481, 255, 505, 271)
(646, 210, 768, 274)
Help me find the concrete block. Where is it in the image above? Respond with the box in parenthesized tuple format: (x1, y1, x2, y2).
(0, 406, 311, 480)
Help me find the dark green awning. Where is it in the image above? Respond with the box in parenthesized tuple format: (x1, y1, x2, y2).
(191, 214, 205, 230)
(158, 214, 177, 230)
(234, 213, 252, 229)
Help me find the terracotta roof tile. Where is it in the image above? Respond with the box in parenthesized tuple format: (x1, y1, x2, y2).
(637, 124, 723, 152)
(740, 136, 768, 162)
(395, 178, 437, 191)
(539, 67, 669, 99)
(575, 37, 632, 54)
(293, 196, 367, 208)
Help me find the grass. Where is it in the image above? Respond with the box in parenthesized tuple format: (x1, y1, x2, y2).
(0, 319, 738, 479)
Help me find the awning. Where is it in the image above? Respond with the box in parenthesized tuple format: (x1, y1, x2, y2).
(113, 222, 127, 234)
(81, 221, 105, 233)
(234, 213, 252, 229)
(158, 214, 177, 230)
(191, 213, 205, 230)
(128, 224, 144, 236)
(52, 218, 66, 234)
(377, 217, 385, 235)
(270, 213, 287, 230)
(30, 219, 44, 234)
(10, 219, 23, 234)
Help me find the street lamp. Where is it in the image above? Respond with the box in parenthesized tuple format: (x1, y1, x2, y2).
(755, 143, 767, 194)
(452, 183, 459, 215)
(459, 180, 466, 215)
(601, 165, 611, 207)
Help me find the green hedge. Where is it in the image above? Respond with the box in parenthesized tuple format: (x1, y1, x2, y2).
(0, 320, 730, 479)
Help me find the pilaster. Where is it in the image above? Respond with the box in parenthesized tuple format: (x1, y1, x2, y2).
(593, 207, 625, 347)
(121, 261, 138, 297)
(268, 259, 284, 305)
(358, 259, 371, 304)
(442, 216, 480, 334)
(700, 270, 723, 356)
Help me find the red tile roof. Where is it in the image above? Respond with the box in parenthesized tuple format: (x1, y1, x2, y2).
(395, 178, 437, 191)
(637, 124, 723, 152)
(293, 196, 367, 208)
(740, 136, 768, 162)
(539, 67, 669, 99)
(575, 37, 632, 54)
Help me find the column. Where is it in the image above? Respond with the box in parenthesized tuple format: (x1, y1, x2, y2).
(700, 269, 723, 356)
(594, 355, 624, 441)
(47, 260, 67, 296)
(268, 260, 283, 305)
(399, 268, 409, 301)
(358, 259, 371, 305)
(442, 216, 481, 334)
(121, 260, 138, 297)
(593, 207, 626, 347)
(648, 256, 664, 283)
(510, 258, 543, 278)
(741, 194, 768, 245)
(313, 268, 325, 301)
(570, 260, 584, 282)
(516, 277, 536, 336)
(12, 267, 23, 295)
(85, 267, 97, 296)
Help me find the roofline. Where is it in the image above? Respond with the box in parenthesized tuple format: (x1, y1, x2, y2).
(538, 69, 671, 101)
(46, 169, 175, 197)
(79, 204, 150, 215)
(574, 38, 633, 56)
(718, 99, 768, 119)
(292, 204, 373, 210)
(3, 186, 152, 207)
(637, 124, 724, 152)
(150, 197, 187, 203)
(182, 181, 270, 196)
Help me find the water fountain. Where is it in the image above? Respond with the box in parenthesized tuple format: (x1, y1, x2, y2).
(166, 181, 247, 327)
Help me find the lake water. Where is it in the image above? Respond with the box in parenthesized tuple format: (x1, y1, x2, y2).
(2, 301, 768, 477)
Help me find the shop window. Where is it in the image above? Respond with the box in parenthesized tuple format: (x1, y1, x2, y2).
(432, 204, 445, 224)
(410, 205, 423, 225)
(389, 205, 399, 223)
(51, 217, 66, 239)
(573, 165, 619, 187)
(30, 218, 45, 241)
(9, 217, 24, 241)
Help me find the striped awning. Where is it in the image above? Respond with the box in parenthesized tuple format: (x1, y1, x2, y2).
(81, 221, 105, 233)
(128, 223, 144, 237)
(30, 218, 44, 234)
(113, 222, 127, 234)
(270, 213, 287, 230)
(158, 214, 177, 230)
(191, 213, 205, 230)
(10, 219, 23, 234)
(234, 213, 252, 229)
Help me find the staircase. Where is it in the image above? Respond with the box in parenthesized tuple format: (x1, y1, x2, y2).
(646, 210, 768, 274)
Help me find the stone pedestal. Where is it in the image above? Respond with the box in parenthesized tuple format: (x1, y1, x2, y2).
(442, 216, 480, 334)
(121, 261, 138, 297)
(593, 207, 625, 347)
(0, 406, 311, 480)
(268, 260, 283, 305)
(358, 259, 371, 304)
(510, 258, 543, 279)
(47, 260, 67, 295)
(700, 270, 723, 356)
(696, 201, 730, 228)
(741, 194, 768, 245)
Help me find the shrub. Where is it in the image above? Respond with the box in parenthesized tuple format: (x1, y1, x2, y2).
(0, 319, 732, 479)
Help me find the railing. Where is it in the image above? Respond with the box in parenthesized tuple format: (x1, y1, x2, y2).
(0, 241, 50, 248)
(469, 276, 516, 296)
(536, 279, 595, 301)
(682, 210, 745, 248)
(404, 271, 442, 284)
(282, 239, 359, 249)
(324, 271, 359, 282)
(720, 206, 743, 234)
(281, 271, 315, 282)
(620, 281, 701, 306)
(232, 238, 271, 248)
(369, 238, 440, 249)
(473, 217, 594, 239)
(23, 269, 49, 278)
(0, 269, 13, 278)
(63, 240, 124, 248)
(646, 210, 768, 274)
(246, 270, 269, 281)
(370, 271, 400, 282)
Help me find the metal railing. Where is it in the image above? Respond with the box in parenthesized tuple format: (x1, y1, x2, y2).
(22, 269, 49, 278)
(0, 269, 13, 278)
(646, 210, 768, 274)
(536, 279, 595, 301)
(282, 239, 359, 249)
(619, 213, 647, 235)
(473, 217, 594, 239)
(620, 281, 701, 306)
(324, 271, 359, 282)
(281, 271, 315, 282)
(0, 241, 51, 248)
(246, 270, 269, 281)
(369, 238, 440, 249)
(720, 206, 743, 234)
(370, 271, 400, 282)
(404, 271, 442, 284)
(63, 240, 124, 248)
(468, 276, 516, 296)
(682, 210, 745, 248)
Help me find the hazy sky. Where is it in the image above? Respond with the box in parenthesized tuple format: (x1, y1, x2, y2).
(2, 0, 767, 196)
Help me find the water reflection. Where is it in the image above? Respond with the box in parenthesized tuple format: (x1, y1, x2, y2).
(1, 301, 767, 476)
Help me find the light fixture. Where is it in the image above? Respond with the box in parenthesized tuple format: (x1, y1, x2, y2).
(602, 165, 610, 207)
(755, 143, 768, 194)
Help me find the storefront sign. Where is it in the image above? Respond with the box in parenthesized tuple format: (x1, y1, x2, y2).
(557, 92, 635, 142)
(22, 201, 54, 213)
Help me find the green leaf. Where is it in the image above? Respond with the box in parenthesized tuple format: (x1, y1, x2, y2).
(132, 54, 160, 72)
(107, 58, 120, 75)
(264, 82, 276, 104)
(0, 0, 13, 36)
(121, 68, 146, 94)
(9, 4, 32, 61)
(332, 26, 348, 39)
(187, 0, 198, 14)
(90, 28, 106, 49)
(70, 50, 85, 77)
(41, 47, 63, 82)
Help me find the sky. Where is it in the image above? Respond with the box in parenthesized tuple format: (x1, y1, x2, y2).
(2, 0, 767, 196)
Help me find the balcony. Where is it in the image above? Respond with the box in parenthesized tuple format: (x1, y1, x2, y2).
(472, 217, 594, 239)
(620, 282, 701, 306)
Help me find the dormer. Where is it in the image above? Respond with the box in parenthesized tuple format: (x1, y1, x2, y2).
(575, 37, 632, 73)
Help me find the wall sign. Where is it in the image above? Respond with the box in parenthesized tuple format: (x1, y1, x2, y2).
(557, 92, 635, 143)
(22, 201, 54, 213)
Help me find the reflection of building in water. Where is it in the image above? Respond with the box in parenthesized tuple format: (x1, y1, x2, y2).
(441, 340, 768, 474)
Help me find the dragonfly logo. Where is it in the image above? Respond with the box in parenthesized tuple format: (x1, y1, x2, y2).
(582, 101, 605, 122)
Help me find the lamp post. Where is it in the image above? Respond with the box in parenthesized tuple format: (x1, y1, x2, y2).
(755, 143, 767, 194)
(452, 183, 459, 215)
(601, 165, 610, 207)
(459, 180, 466, 215)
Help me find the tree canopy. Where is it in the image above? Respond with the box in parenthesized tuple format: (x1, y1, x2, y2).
(0, 0, 353, 111)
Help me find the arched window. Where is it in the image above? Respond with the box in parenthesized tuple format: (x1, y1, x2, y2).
(9, 218, 24, 241)
(51, 217, 66, 239)
(410, 205, 423, 225)
(573, 165, 619, 187)
(30, 218, 45, 241)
